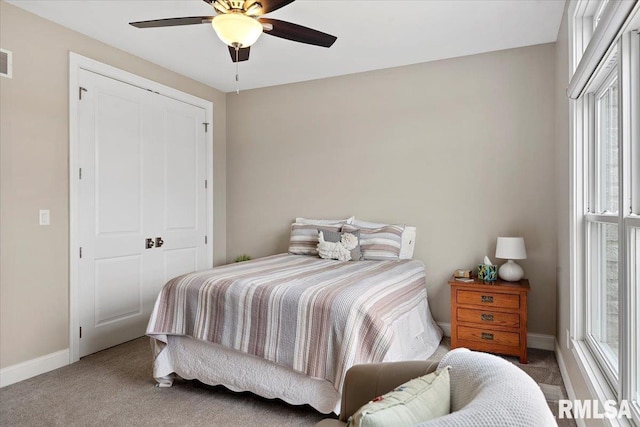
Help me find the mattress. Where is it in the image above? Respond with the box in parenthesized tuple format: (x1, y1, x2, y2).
(148, 254, 443, 413)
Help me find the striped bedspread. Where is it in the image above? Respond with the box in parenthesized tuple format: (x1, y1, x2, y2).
(147, 254, 429, 391)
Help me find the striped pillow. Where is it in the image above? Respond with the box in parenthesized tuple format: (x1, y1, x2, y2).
(288, 223, 342, 256)
(342, 224, 405, 260)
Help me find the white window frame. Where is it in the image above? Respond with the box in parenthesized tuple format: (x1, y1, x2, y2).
(594, 0, 610, 31)
(569, 1, 640, 425)
(592, 64, 618, 215)
(583, 44, 621, 395)
(620, 21, 640, 415)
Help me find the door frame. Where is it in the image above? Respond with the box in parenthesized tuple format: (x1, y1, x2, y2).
(68, 52, 214, 363)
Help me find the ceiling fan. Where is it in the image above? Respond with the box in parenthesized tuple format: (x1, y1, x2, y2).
(130, 0, 337, 63)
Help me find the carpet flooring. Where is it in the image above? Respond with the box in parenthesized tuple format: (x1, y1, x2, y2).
(0, 337, 575, 426)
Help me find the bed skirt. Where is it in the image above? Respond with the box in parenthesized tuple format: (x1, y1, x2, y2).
(151, 298, 442, 414)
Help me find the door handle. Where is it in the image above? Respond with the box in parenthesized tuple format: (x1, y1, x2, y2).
(155, 237, 164, 248)
(145, 238, 155, 249)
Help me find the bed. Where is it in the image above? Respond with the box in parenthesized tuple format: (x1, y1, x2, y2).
(147, 253, 442, 414)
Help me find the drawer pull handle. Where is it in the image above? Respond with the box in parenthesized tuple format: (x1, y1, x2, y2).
(481, 332, 494, 340)
(481, 295, 494, 303)
(481, 314, 494, 321)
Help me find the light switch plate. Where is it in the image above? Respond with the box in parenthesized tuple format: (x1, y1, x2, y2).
(0, 49, 12, 79)
(39, 209, 50, 226)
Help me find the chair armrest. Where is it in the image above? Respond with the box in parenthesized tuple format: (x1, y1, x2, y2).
(338, 360, 439, 422)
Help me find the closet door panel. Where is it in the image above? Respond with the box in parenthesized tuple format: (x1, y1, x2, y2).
(158, 98, 208, 284)
(78, 69, 209, 358)
(164, 108, 198, 231)
(94, 93, 142, 235)
(78, 69, 155, 357)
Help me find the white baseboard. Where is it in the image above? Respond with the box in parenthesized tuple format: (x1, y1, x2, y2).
(555, 340, 587, 427)
(0, 348, 69, 388)
(528, 333, 556, 351)
(437, 322, 556, 351)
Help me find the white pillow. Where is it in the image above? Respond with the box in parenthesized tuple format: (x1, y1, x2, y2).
(296, 216, 354, 225)
(348, 367, 451, 427)
(352, 219, 416, 259)
(351, 219, 388, 228)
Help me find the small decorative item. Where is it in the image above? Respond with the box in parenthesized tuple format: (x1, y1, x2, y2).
(495, 237, 527, 281)
(454, 269, 472, 278)
(234, 254, 252, 263)
(317, 231, 358, 261)
(477, 263, 498, 282)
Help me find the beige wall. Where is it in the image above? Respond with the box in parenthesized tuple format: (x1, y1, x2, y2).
(0, 1, 226, 368)
(226, 43, 558, 335)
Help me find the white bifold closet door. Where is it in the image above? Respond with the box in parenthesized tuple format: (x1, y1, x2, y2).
(78, 69, 208, 357)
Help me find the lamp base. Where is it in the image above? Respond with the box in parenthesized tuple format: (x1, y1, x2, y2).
(498, 260, 524, 281)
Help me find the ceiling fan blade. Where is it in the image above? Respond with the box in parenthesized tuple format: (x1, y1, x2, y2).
(130, 16, 213, 28)
(259, 18, 336, 48)
(247, 0, 296, 15)
(228, 46, 251, 62)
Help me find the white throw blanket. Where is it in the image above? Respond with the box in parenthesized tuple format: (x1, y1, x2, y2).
(416, 348, 557, 426)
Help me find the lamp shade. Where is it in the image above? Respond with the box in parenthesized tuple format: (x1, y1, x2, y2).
(211, 13, 263, 48)
(495, 237, 527, 260)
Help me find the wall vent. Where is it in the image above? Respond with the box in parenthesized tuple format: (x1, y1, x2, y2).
(1, 49, 13, 79)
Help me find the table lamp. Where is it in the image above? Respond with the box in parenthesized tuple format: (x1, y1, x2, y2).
(495, 237, 527, 281)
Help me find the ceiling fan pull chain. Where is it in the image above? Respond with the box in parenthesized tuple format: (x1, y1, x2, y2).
(235, 44, 240, 94)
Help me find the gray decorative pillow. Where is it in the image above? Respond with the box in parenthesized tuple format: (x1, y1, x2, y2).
(319, 229, 363, 261)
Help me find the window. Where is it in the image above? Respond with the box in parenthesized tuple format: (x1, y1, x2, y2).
(571, 1, 640, 423)
(585, 62, 620, 380)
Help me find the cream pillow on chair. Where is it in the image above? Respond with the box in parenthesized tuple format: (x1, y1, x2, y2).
(348, 367, 451, 427)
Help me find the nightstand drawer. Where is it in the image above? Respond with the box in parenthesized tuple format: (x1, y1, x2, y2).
(457, 307, 520, 328)
(456, 290, 520, 309)
(457, 326, 520, 347)
(450, 278, 529, 363)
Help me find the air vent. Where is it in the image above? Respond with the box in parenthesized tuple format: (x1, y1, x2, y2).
(1, 49, 13, 79)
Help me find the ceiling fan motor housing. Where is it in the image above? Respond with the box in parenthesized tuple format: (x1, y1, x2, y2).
(219, 1, 256, 12)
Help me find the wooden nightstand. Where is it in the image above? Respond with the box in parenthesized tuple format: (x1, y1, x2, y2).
(449, 277, 530, 363)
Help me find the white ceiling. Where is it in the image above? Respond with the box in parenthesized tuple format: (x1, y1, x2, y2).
(7, 0, 566, 93)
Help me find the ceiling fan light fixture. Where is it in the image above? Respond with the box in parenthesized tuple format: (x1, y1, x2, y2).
(245, 2, 262, 16)
(211, 13, 263, 48)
